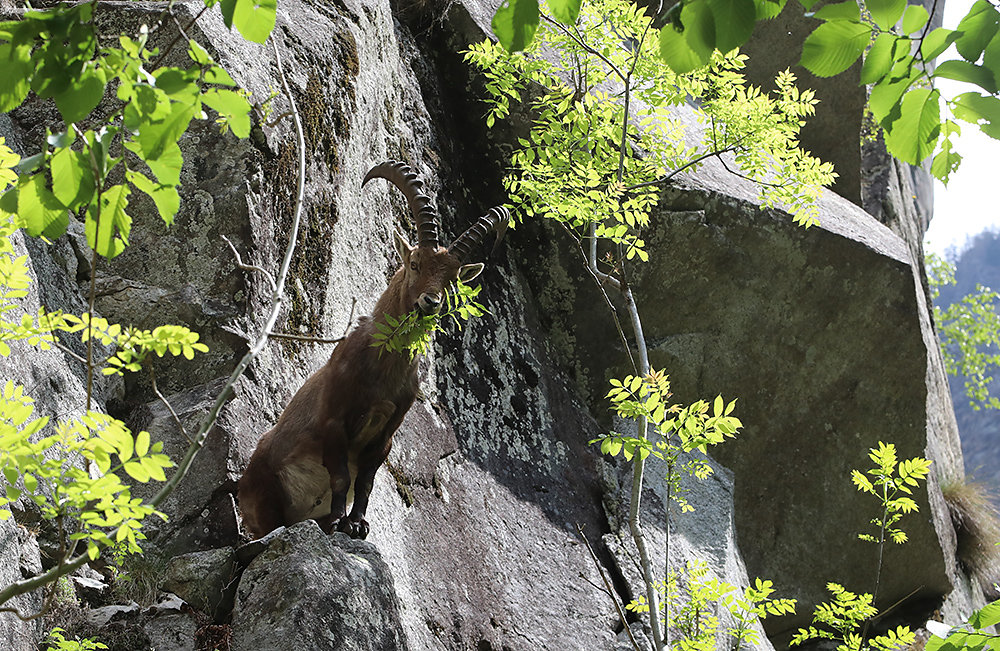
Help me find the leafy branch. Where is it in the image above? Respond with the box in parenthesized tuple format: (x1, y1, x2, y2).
(371, 280, 488, 359)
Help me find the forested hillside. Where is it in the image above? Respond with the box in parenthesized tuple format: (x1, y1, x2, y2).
(937, 229, 1000, 504)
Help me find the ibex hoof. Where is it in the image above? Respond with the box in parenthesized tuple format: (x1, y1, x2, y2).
(335, 516, 370, 539)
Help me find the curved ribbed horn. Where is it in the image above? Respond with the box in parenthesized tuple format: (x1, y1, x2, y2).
(363, 161, 440, 249)
(449, 206, 510, 263)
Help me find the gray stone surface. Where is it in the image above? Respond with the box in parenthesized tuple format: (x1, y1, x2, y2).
(231, 522, 409, 651)
(162, 547, 236, 619)
(0, 520, 42, 650)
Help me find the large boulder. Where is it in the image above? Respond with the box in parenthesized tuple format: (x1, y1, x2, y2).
(231, 522, 409, 651)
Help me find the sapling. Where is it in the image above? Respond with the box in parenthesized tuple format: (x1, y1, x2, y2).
(790, 442, 930, 650)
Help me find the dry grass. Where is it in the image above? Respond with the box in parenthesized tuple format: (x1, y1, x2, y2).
(942, 480, 1000, 599)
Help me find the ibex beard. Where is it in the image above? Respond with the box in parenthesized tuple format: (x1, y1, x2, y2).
(237, 161, 508, 540)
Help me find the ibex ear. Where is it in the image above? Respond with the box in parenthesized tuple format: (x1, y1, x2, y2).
(393, 230, 414, 262)
(457, 263, 484, 283)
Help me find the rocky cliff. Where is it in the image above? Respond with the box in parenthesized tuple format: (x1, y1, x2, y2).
(0, 0, 985, 649)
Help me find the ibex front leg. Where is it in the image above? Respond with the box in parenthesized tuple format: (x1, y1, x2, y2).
(337, 401, 399, 539)
(316, 421, 352, 534)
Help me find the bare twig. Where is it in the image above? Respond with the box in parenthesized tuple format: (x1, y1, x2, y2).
(149, 2, 211, 69)
(577, 524, 643, 651)
(222, 234, 277, 295)
(342, 297, 357, 337)
(558, 221, 636, 373)
(268, 332, 346, 345)
(540, 14, 628, 84)
(624, 146, 737, 192)
(265, 110, 294, 128)
(149, 363, 193, 445)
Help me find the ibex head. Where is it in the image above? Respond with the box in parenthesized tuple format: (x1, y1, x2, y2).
(363, 161, 508, 316)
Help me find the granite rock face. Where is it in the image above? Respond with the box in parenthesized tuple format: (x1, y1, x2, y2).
(0, 0, 980, 647)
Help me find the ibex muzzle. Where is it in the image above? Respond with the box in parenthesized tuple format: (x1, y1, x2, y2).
(237, 161, 508, 540)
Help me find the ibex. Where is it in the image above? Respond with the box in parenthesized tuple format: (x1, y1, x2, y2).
(238, 161, 508, 539)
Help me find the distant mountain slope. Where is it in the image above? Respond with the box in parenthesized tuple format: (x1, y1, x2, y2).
(936, 229, 1000, 499)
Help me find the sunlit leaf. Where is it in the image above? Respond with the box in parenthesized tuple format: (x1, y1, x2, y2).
(800, 20, 871, 77)
(491, 0, 539, 52)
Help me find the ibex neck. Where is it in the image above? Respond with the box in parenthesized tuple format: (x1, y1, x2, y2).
(372, 267, 411, 321)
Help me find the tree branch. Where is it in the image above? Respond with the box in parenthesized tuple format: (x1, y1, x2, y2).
(577, 524, 643, 651)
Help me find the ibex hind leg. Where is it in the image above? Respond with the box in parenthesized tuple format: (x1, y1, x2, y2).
(238, 462, 286, 539)
(277, 458, 334, 528)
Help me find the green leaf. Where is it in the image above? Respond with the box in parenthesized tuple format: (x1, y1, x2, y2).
(123, 460, 150, 482)
(865, 0, 906, 30)
(920, 28, 960, 60)
(982, 32, 1000, 90)
(85, 184, 132, 258)
(901, 4, 929, 35)
(861, 32, 898, 85)
(201, 88, 252, 138)
(50, 147, 96, 210)
(547, 0, 582, 25)
(930, 135, 961, 184)
(491, 0, 539, 52)
(660, 23, 710, 72)
(136, 100, 198, 161)
(0, 42, 33, 112)
(754, 0, 787, 20)
(126, 169, 180, 226)
(680, 0, 717, 59)
(951, 92, 1000, 139)
(126, 140, 183, 186)
(955, 0, 1000, 62)
(933, 60, 997, 93)
(220, 0, 277, 44)
(811, 1, 861, 22)
(187, 39, 214, 66)
(135, 430, 150, 457)
(17, 174, 68, 239)
(800, 20, 871, 77)
(54, 65, 106, 125)
(869, 63, 920, 123)
(707, 0, 757, 53)
(969, 600, 1000, 629)
(884, 87, 940, 164)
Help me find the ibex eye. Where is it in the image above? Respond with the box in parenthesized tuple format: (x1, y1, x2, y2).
(409, 262, 418, 271)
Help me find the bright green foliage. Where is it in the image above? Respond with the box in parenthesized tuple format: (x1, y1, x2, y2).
(371, 280, 488, 359)
(1, 306, 209, 374)
(0, 153, 202, 575)
(925, 599, 1000, 650)
(927, 252, 1000, 411)
(800, 0, 1000, 178)
(467, 0, 834, 236)
(44, 627, 108, 651)
(487, 0, 1000, 183)
(0, 381, 172, 559)
(851, 441, 931, 546)
(791, 583, 915, 650)
(592, 370, 742, 512)
(628, 560, 796, 650)
(0, 1, 261, 257)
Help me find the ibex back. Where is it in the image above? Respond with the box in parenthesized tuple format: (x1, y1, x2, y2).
(238, 161, 507, 539)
